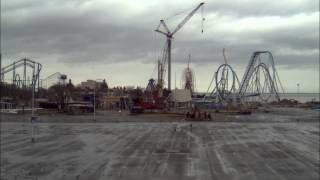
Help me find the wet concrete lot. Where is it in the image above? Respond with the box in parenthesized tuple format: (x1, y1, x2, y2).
(1, 120, 319, 180)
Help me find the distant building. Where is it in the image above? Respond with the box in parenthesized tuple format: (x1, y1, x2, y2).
(80, 80, 96, 89)
(79, 79, 108, 90)
(125, 86, 135, 90)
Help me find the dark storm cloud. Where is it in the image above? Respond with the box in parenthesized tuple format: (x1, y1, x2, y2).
(1, 0, 319, 69)
(2, 2, 157, 63)
(173, 39, 318, 68)
(204, 0, 318, 17)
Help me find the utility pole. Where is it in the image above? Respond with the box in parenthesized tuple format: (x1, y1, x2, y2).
(94, 86, 96, 121)
(157, 59, 163, 88)
(93, 79, 104, 121)
(188, 54, 191, 69)
(174, 71, 177, 111)
(0, 53, 2, 83)
(0, 54, 1, 108)
(31, 72, 35, 142)
(297, 83, 300, 101)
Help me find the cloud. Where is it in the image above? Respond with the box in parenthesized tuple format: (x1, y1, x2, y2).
(1, 0, 319, 91)
(205, 0, 318, 17)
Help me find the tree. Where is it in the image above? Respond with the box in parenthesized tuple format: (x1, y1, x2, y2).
(48, 83, 67, 111)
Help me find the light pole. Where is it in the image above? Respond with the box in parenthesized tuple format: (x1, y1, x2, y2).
(94, 87, 96, 121)
(31, 74, 35, 142)
(297, 83, 300, 101)
(175, 71, 177, 112)
(93, 79, 104, 121)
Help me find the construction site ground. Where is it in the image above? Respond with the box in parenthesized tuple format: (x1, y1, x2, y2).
(1, 107, 319, 180)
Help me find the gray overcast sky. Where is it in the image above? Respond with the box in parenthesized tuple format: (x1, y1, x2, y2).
(1, 0, 319, 92)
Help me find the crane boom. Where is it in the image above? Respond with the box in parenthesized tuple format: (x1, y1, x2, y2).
(155, 29, 168, 36)
(155, 2, 205, 91)
(160, 20, 170, 33)
(172, 2, 204, 35)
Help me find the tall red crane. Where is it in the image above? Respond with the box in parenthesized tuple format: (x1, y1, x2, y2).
(155, 2, 205, 91)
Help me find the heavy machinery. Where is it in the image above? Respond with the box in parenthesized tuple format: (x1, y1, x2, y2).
(130, 78, 165, 114)
(131, 2, 205, 114)
(155, 2, 205, 91)
(142, 78, 159, 109)
(129, 77, 171, 114)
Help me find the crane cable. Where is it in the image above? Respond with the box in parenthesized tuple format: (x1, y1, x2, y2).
(164, 3, 205, 34)
(164, 5, 195, 21)
(201, 5, 205, 33)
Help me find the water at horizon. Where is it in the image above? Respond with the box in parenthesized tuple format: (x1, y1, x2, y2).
(196, 92, 319, 103)
(278, 93, 319, 103)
